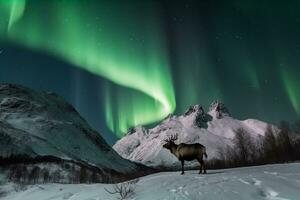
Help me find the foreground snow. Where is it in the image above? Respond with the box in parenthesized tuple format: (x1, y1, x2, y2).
(2, 163, 300, 200)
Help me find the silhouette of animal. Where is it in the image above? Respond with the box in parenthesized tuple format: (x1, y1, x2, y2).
(163, 134, 207, 174)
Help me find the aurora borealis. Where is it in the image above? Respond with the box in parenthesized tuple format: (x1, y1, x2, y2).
(1, 0, 300, 142)
(0, 0, 176, 137)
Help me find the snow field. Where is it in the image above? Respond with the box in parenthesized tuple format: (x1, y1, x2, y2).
(2, 163, 300, 200)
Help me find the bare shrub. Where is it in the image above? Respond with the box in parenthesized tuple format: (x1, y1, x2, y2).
(0, 181, 7, 198)
(0, 190, 7, 198)
(13, 182, 28, 192)
(105, 179, 139, 200)
(8, 165, 28, 183)
(41, 169, 50, 183)
(29, 166, 41, 184)
(278, 122, 294, 161)
(262, 125, 278, 163)
(79, 167, 88, 183)
(233, 128, 256, 165)
(51, 170, 61, 183)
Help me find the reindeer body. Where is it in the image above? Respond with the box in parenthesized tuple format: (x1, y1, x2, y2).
(163, 135, 207, 174)
(177, 143, 207, 161)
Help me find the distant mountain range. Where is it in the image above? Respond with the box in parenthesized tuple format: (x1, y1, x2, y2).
(113, 101, 272, 167)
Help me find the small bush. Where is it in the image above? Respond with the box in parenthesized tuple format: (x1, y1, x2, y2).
(105, 179, 139, 200)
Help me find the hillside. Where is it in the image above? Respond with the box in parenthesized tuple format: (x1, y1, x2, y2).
(0, 84, 150, 183)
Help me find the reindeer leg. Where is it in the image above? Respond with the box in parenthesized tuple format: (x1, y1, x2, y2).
(198, 159, 207, 174)
(197, 159, 202, 174)
(202, 160, 207, 174)
(181, 160, 185, 175)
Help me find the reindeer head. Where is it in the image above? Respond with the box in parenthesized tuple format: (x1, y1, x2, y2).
(163, 133, 178, 150)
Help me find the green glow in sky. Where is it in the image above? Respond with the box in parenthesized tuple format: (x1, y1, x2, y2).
(281, 68, 300, 114)
(0, 0, 176, 137)
(1, 0, 300, 138)
(0, 0, 26, 31)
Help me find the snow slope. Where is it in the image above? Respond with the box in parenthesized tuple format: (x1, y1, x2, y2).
(114, 102, 271, 167)
(0, 84, 147, 181)
(1, 163, 300, 200)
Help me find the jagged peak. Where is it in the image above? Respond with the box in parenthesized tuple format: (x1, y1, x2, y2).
(126, 126, 148, 136)
(209, 100, 230, 119)
(184, 104, 205, 116)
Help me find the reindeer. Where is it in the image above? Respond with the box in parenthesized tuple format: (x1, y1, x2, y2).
(163, 134, 207, 175)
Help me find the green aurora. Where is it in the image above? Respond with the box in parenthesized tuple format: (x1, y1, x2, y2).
(1, 0, 300, 138)
(0, 0, 176, 137)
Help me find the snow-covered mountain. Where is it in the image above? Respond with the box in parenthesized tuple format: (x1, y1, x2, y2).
(113, 101, 271, 167)
(0, 84, 149, 183)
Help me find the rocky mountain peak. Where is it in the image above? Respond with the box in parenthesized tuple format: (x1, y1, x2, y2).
(209, 100, 230, 119)
(126, 126, 148, 136)
(184, 104, 205, 116)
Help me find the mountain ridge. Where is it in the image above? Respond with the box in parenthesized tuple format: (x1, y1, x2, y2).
(113, 100, 272, 167)
(0, 83, 151, 183)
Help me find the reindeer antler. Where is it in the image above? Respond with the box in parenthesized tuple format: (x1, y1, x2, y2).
(164, 133, 178, 143)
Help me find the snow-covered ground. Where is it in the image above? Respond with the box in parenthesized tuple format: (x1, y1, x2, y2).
(2, 163, 300, 200)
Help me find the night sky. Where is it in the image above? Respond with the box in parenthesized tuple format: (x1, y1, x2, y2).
(0, 0, 300, 144)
